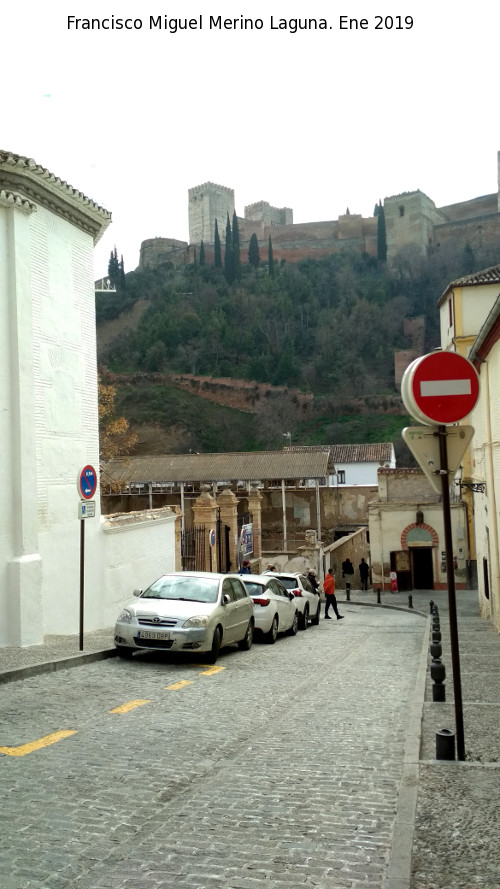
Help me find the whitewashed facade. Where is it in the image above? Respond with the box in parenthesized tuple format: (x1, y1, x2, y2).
(0, 151, 177, 647)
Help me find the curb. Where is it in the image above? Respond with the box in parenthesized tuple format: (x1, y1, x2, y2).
(384, 615, 430, 889)
(0, 647, 118, 685)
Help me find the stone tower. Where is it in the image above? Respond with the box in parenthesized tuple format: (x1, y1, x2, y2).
(188, 182, 235, 246)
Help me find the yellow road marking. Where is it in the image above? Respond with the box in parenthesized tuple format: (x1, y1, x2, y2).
(0, 730, 77, 757)
(165, 679, 194, 690)
(110, 699, 151, 714)
(198, 665, 225, 676)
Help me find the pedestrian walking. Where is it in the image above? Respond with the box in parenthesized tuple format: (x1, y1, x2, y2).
(341, 557, 355, 594)
(359, 557, 370, 590)
(323, 568, 344, 620)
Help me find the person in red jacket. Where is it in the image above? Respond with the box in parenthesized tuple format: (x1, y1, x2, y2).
(323, 568, 344, 620)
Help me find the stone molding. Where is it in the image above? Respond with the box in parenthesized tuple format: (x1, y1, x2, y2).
(0, 150, 111, 242)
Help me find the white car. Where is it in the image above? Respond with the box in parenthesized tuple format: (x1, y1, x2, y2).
(272, 572, 321, 628)
(114, 572, 254, 663)
(239, 574, 299, 643)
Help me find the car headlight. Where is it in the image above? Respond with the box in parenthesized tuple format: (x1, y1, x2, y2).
(183, 615, 209, 628)
(118, 609, 133, 623)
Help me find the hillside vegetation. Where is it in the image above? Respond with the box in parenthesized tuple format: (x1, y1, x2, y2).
(96, 239, 495, 457)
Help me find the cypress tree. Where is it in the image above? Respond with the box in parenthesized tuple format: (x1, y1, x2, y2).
(224, 213, 234, 283)
(119, 255, 126, 290)
(248, 232, 260, 268)
(268, 236, 274, 277)
(108, 246, 120, 288)
(232, 210, 241, 280)
(199, 240, 205, 267)
(377, 201, 387, 263)
(214, 219, 222, 268)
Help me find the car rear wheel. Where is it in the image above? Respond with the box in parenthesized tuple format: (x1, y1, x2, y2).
(207, 626, 222, 664)
(299, 606, 309, 630)
(288, 611, 299, 636)
(238, 619, 254, 650)
(264, 614, 279, 644)
(116, 647, 133, 659)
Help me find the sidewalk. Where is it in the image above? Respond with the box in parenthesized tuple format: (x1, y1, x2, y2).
(0, 626, 116, 684)
(0, 588, 499, 889)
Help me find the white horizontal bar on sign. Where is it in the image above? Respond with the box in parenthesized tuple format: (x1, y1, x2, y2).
(420, 379, 471, 397)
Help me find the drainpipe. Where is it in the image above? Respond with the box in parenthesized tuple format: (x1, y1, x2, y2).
(315, 479, 321, 541)
(180, 482, 185, 534)
(484, 364, 499, 624)
(148, 483, 153, 510)
(281, 479, 288, 551)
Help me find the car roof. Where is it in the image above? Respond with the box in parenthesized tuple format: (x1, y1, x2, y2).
(156, 571, 228, 581)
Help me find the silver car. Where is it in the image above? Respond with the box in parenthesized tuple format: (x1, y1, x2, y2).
(114, 572, 254, 663)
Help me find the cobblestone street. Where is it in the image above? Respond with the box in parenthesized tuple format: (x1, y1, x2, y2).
(1, 605, 426, 889)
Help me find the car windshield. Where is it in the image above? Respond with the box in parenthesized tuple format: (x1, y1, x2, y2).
(141, 576, 219, 603)
(243, 581, 267, 596)
(275, 576, 296, 590)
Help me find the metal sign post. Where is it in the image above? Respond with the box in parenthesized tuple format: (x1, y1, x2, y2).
(437, 425, 465, 761)
(77, 466, 98, 651)
(401, 352, 480, 762)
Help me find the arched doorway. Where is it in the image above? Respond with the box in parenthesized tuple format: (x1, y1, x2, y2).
(400, 523, 439, 590)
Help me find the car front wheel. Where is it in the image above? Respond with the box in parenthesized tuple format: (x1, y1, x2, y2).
(116, 647, 133, 659)
(208, 626, 222, 664)
(238, 619, 254, 650)
(264, 614, 279, 644)
(288, 611, 299, 636)
(299, 606, 309, 630)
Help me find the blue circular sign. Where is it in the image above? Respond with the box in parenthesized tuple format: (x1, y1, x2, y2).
(78, 465, 97, 500)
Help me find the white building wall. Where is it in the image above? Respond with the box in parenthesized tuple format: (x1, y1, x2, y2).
(0, 161, 178, 646)
(470, 350, 500, 630)
(331, 461, 387, 486)
(102, 511, 177, 627)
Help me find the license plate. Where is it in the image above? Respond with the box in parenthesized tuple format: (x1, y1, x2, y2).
(138, 630, 171, 640)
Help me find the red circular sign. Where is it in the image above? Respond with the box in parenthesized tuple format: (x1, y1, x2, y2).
(77, 465, 98, 500)
(402, 351, 479, 425)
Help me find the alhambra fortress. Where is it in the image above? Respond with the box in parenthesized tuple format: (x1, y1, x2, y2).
(139, 151, 500, 269)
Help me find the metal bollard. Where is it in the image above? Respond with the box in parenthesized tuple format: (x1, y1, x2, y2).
(376, 587, 381, 604)
(436, 728, 455, 760)
(429, 600, 434, 613)
(345, 584, 351, 601)
(408, 594, 413, 608)
(431, 656, 446, 701)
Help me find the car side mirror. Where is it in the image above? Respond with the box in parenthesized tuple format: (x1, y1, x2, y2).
(133, 589, 142, 597)
(288, 592, 294, 601)
(222, 594, 231, 605)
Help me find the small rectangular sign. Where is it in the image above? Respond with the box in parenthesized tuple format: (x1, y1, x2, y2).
(420, 379, 471, 397)
(79, 501, 96, 520)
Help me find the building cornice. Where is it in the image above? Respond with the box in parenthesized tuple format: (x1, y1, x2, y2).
(0, 150, 111, 243)
(0, 188, 37, 214)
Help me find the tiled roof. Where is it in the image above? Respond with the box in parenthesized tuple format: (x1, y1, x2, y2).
(102, 450, 334, 486)
(0, 150, 111, 241)
(285, 443, 394, 465)
(438, 265, 500, 305)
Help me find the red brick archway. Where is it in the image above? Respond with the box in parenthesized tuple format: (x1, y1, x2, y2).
(401, 522, 439, 549)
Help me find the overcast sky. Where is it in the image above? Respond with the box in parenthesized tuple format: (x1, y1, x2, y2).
(4, 1, 500, 278)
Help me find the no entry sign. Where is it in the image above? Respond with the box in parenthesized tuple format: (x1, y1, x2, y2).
(402, 351, 479, 425)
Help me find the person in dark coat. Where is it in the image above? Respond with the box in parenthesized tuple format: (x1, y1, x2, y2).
(359, 558, 370, 590)
(341, 557, 354, 591)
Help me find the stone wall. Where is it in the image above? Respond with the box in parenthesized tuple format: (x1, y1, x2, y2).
(139, 237, 190, 268)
